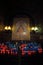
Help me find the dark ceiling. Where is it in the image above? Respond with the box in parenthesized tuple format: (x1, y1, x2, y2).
(0, 0, 43, 24)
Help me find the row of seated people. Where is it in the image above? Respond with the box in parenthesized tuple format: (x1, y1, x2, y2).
(19, 42, 43, 55)
(0, 42, 42, 56)
(0, 43, 18, 55)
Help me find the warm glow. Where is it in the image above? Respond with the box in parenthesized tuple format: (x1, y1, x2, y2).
(31, 27, 35, 30)
(23, 32, 26, 35)
(4, 26, 11, 30)
(31, 27, 38, 31)
(34, 27, 38, 31)
(8, 26, 11, 30)
(4, 26, 8, 30)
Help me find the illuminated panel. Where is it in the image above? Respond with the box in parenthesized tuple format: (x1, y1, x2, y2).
(12, 18, 30, 40)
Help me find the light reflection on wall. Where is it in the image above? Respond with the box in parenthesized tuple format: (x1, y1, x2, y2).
(12, 18, 30, 40)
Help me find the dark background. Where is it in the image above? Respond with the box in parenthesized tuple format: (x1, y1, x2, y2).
(0, 1, 43, 24)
